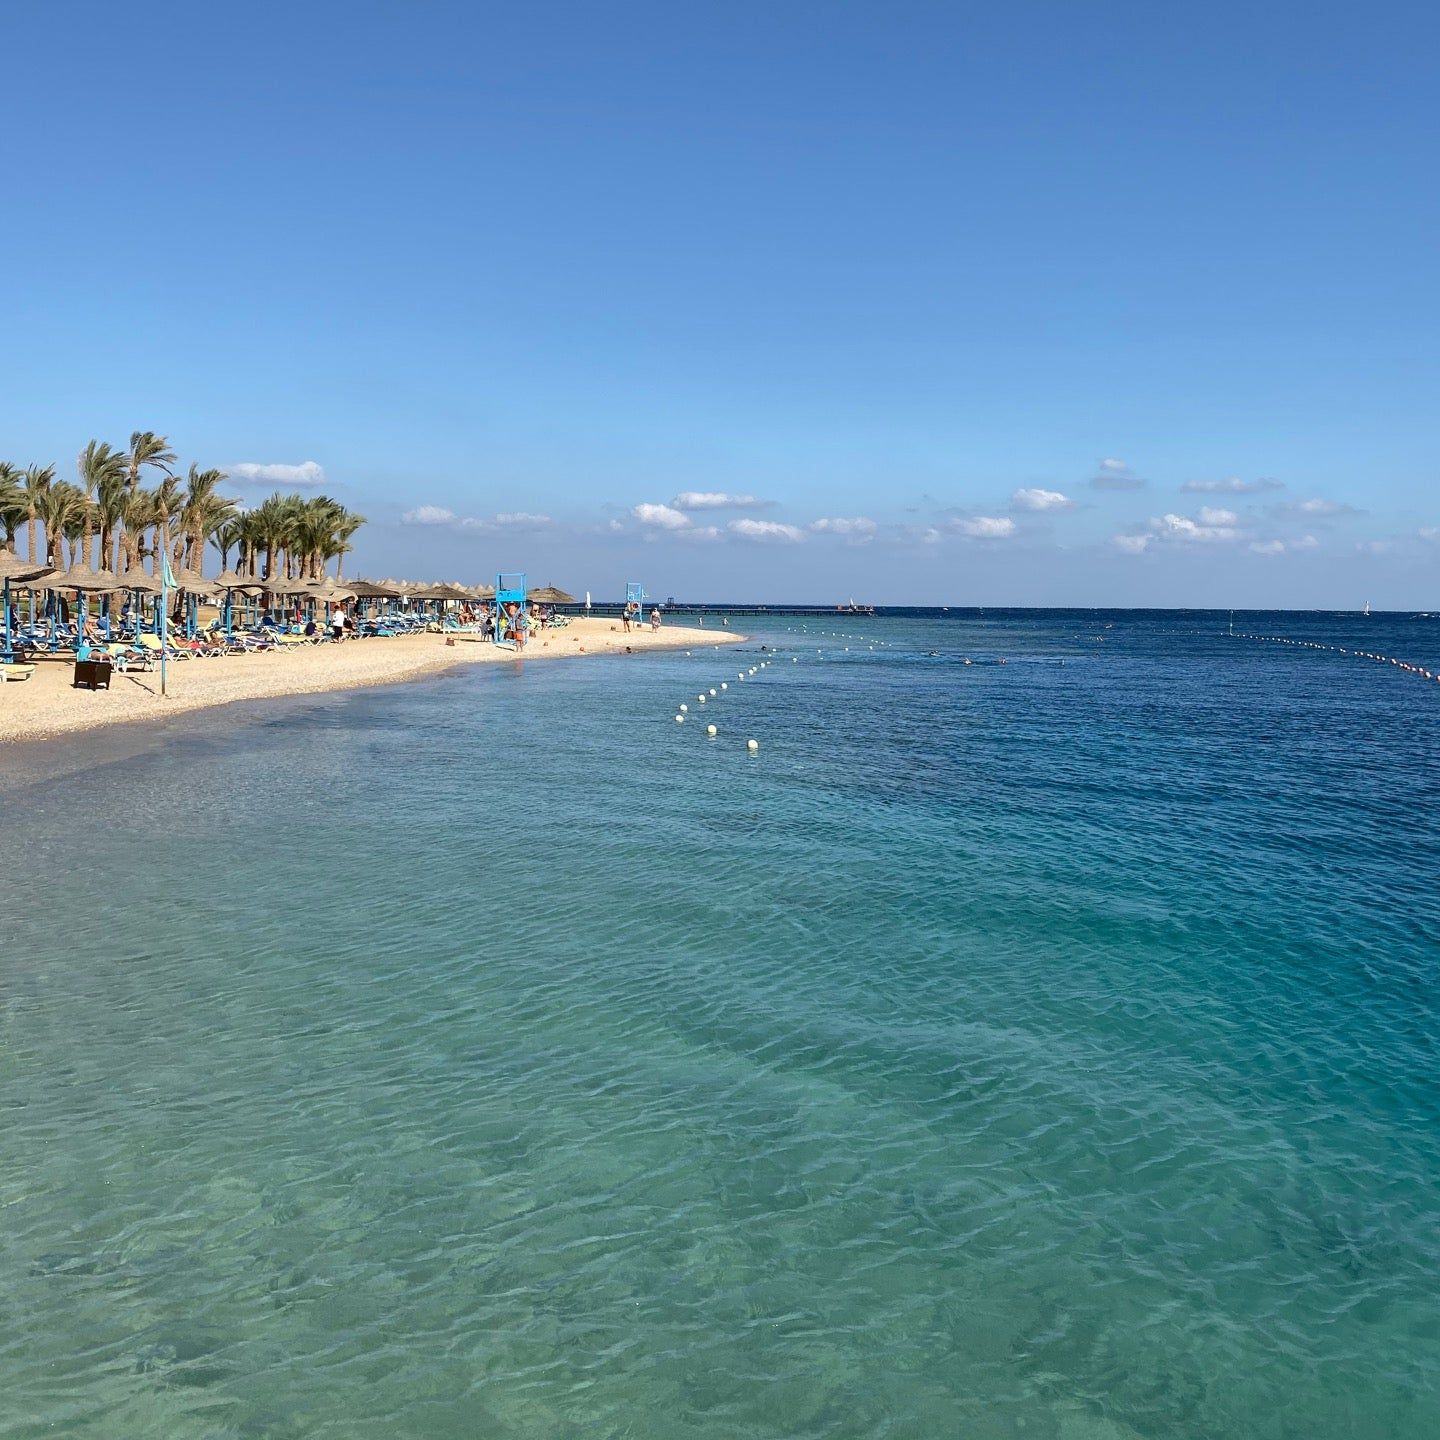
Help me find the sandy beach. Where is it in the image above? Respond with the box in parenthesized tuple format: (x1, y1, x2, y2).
(0, 618, 739, 744)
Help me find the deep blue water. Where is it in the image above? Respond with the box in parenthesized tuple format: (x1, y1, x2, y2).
(1, 610, 1437, 1438)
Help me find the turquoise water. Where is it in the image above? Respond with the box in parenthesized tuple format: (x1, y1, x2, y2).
(1, 611, 1437, 1438)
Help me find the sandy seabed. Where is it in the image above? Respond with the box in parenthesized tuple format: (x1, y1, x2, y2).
(0, 619, 739, 744)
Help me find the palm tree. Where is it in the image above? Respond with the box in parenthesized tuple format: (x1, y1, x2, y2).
(20, 465, 55, 569)
(178, 465, 237, 572)
(76, 440, 126, 571)
(330, 509, 366, 579)
(96, 466, 132, 573)
(210, 517, 244, 572)
(121, 431, 175, 571)
(0, 463, 24, 553)
(149, 474, 185, 574)
(37, 482, 86, 568)
(254, 492, 301, 581)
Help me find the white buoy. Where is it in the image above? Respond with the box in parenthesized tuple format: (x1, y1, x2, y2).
(707, 724, 717, 736)
(698, 695, 706, 703)
(675, 714, 685, 723)
(721, 682, 728, 689)
(680, 703, 688, 712)
(709, 688, 716, 696)
(746, 738, 759, 751)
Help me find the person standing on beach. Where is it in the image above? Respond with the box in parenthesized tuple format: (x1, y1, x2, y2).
(331, 605, 347, 641)
(651, 607, 661, 631)
(622, 605, 632, 633)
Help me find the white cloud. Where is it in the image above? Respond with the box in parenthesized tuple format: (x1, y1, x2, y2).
(1116, 508, 1246, 552)
(729, 518, 805, 543)
(230, 460, 327, 487)
(1182, 476, 1284, 494)
(402, 505, 457, 526)
(1154, 511, 1240, 543)
(455, 512, 553, 531)
(1011, 487, 1072, 512)
(1249, 534, 1319, 556)
(955, 516, 1016, 539)
(810, 516, 877, 536)
(1091, 459, 1146, 492)
(673, 525, 721, 543)
(633, 502, 693, 531)
(671, 491, 766, 510)
(1276, 497, 1360, 518)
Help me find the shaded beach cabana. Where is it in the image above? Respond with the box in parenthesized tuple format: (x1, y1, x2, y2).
(112, 565, 161, 639)
(212, 569, 254, 632)
(55, 561, 122, 647)
(0, 551, 53, 661)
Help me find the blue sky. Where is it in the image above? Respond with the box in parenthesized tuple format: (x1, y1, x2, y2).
(3, 1, 1436, 605)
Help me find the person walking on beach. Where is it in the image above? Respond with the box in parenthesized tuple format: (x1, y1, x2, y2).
(622, 605, 632, 633)
(650, 607, 661, 631)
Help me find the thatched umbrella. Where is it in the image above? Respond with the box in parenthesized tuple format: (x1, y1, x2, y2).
(211, 569, 252, 632)
(174, 567, 215, 596)
(0, 551, 52, 660)
(529, 585, 576, 605)
(50, 561, 120, 648)
(118, 566, 162, 595)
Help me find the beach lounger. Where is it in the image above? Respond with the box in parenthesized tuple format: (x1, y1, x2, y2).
(0, 662, 36, 682)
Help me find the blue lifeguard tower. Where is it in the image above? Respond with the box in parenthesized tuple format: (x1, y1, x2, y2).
(495, 571, 527, 647)
(624, 580, 646, 623)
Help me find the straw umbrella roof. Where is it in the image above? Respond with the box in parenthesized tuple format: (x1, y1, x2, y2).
(116, 567, 162, 595)
(55, 561, 121, 592)
(212, 568, 252, 590)
(349, 579, 402, 598)
(469, 583, 496, 599)
(174, 567, 215, 596)
(0, 551, 53, 585)
(529, 585, 577, 604)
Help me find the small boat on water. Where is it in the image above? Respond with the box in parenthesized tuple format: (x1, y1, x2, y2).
(1362, 600, 1371, 617)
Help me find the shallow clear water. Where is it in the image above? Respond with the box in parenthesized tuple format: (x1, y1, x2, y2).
(1, 611, 1437, 1439)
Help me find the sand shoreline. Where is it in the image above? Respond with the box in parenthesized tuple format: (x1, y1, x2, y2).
(1, 619, 743, 746)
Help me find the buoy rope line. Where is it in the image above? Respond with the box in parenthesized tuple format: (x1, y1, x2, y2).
(1229, 632, 1440, 687)
(673, 653, 781, 748)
